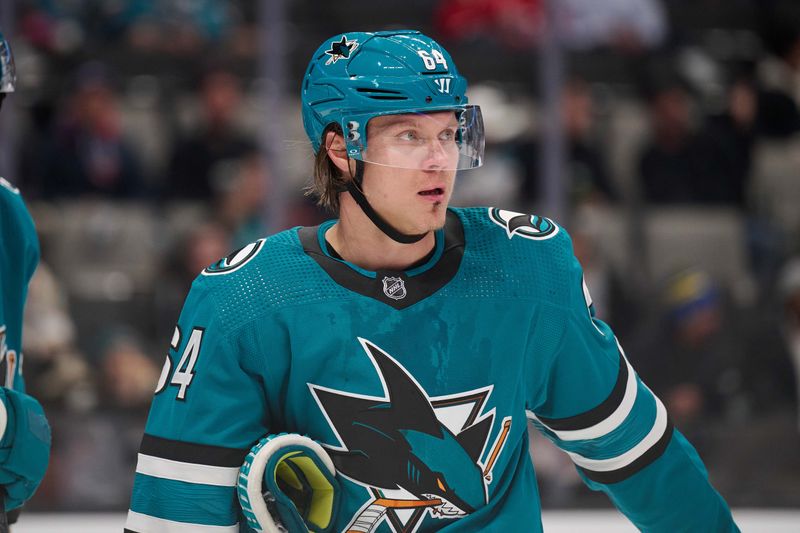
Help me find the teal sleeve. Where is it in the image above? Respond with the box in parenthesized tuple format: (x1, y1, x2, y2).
(0, 182, 48, 512)
(0, 180, 40, 393)
(527, 233, 738, 532)
(126, 280, 268, 533)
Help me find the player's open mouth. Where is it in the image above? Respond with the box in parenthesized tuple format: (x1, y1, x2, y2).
(418, 188, 444, 196)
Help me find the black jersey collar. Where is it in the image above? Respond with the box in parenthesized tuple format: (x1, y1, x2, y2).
(298, 209, 465, 310)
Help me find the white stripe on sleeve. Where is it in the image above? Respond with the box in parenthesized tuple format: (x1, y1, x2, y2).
(125, 510, 238, 533)
(527, 355, 639, 442)
(565, 389, 668, 472)
(135, 453, 239, 487)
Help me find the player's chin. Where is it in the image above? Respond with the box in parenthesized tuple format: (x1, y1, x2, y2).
(420, 204, 449, 231)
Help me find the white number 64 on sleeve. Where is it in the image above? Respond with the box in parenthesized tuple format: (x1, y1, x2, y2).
(155, 326, 205, 401)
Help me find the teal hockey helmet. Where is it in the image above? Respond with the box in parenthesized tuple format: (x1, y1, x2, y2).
(301, 30, 484, 171)
(0, 32, 15, 93)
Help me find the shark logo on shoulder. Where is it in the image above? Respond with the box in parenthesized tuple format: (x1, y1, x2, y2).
(488, 208, 559, 241)
(309, 339, 512, 533)
(202, 239, 265, 276)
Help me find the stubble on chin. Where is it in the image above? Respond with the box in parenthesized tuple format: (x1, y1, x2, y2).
(428, 201, 449, 230)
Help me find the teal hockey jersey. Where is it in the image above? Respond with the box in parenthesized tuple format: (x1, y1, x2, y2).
(0, 177, 51, 515)
(0, 177, 38, 392)
(127, 207, 738, 533)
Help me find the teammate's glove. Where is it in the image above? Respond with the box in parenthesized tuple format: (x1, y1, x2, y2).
(238, 433, 340, 533)
(0, 388, 51, 511)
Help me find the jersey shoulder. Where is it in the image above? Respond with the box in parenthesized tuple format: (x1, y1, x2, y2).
(0, 178, 40, 276)
(184, 226, 339, 333)
(0, 178, 37, 247)
(451, 206, 578, 305)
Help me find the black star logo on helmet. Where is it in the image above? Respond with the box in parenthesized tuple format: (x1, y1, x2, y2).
(325, 35, 359, 65)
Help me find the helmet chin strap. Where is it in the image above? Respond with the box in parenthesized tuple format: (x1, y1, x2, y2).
(345, 159, 428, 245)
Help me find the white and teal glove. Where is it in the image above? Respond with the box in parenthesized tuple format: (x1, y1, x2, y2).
(0, 388, 51, 512)
(238, 433, 340, 533)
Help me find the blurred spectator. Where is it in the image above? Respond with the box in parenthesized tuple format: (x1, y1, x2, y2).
(434, 0, 544, 49)
(434, 0, 667, 53)
(756, 4, 800, 138)
(637, 76, 744, 205)
(213, 152, 268, 247)
(778, 259, 800, 430)
(96, 331, 160, 412)
(22, 262, 96, 412)
(516, 78, 617, 207)
(570, 219, 637, 335)
(630, 269, 743, 442)
(558, 0, 667, 53)
(20, 61, 146, 199)
(165, 67, 256, 201)
(560, 79, 617, 204)
(702, 75, 758, 209)
(152, 222, 231, 343)
(19, 0, 243, 56)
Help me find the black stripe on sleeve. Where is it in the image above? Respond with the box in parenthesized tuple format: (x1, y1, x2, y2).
(536, 348, 628, 431)
(139, 433, 249, 468)
(578, 420, 675, 484)
(124, 529, 139, 533)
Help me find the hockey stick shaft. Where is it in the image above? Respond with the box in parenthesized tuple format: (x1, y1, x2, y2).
(484, 418, 512, 478)
(0, 491, 8, 533)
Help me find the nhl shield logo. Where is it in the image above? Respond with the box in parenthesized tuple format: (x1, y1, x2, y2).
(382, 276, 407, 300)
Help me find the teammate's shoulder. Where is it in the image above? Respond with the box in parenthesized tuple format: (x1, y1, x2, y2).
(453, 206, 572, 252)
(0, 177, 27, 212)
(0, 177, 38, 250)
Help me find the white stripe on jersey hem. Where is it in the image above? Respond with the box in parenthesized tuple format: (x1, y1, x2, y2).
(125, 510, 238, 533)
(565, 388, 668, 472)
(0, 391, 7, 441)
(526, 351, 638, 441)
(135, 453, 239, 487)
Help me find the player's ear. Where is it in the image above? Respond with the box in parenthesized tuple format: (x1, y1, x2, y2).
(323, 129, 351, 175)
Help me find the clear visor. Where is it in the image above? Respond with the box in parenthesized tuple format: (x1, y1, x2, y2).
(344, 105, 484, 171)
(0, 38, 15, 93)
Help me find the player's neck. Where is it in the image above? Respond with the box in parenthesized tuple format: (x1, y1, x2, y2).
(326, 206, 436, 272)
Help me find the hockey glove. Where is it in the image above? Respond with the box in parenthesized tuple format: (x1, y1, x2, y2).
(0, 388, 51, 511)
(238, 433, 340, 533)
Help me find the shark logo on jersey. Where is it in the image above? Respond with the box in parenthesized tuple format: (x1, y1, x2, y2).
(488, 208, 559, 241)
(202, 239, 265, 276)
(309, 338, 512, 533)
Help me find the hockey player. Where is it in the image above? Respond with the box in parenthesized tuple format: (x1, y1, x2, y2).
(0, 33, 52, 525)
(127, 31, 738, 532)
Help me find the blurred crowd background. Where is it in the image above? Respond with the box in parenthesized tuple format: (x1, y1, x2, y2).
(1, 0, 799, 513)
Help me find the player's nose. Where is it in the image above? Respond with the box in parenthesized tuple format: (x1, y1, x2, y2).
(421, 139, 452, 171)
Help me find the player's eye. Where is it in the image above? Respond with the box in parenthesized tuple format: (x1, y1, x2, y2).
(397, 130, 419, 142)
(438, 128, 456, 142)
